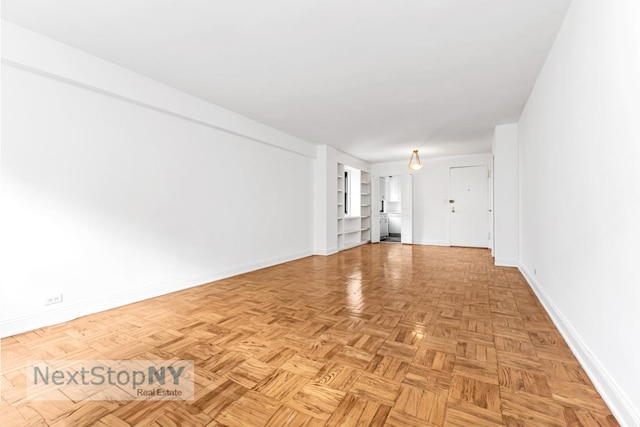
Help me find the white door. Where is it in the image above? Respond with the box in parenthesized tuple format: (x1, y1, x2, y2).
(449, 166, 488, 247)
(371, 176, 380, 243)
(401, 175, 413, 244)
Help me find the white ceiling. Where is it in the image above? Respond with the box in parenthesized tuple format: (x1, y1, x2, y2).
(2, 0, 571, 163)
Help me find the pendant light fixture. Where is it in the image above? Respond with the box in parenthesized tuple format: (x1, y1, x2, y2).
(408, 149, 423, 171)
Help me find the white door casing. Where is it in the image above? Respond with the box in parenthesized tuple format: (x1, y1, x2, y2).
(371, 176, 380, 243)
(401, 174, 413, 244)
(449, 166, 489, 248)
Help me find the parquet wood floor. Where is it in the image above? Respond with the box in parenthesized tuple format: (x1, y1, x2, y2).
(1, 245, 618, 426)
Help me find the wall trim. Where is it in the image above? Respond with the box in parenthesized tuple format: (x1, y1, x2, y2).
(1, 250, 313, 339)
(519, 264, 640, 426)
(414, 240, 450, 247)
(495, 258, 519, 267)
(313, 247, 338, 256)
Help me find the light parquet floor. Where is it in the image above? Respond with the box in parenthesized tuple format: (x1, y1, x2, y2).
(1, 244, 618, 426)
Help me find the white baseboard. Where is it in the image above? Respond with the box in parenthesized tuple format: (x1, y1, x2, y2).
(313, 247, 338, 256)
(495, 257, 518, 267)
(414, 240, 449, 247)
(0, 250, 313, 338)
(340, 241, 370, 251)
(519, 264, 640, 427)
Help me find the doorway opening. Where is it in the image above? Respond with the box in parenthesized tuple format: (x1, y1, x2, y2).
(380, 175, 402, 243)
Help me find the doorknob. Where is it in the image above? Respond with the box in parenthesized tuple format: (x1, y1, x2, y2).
(449, 200, 455, 203)
(451, 208, 455, 213)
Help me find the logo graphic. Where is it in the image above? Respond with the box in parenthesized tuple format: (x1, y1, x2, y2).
(27, 360, 194, 401)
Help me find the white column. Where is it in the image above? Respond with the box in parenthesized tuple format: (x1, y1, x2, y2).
(493, 123, 519, 266)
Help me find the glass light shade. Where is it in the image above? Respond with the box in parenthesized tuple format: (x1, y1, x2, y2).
(408, 150, 423, 171)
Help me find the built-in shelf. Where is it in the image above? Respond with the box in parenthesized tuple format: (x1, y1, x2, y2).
(338, 163, 346, 250)
(336, 165, 371, 251)
(360, 171, 371, 245)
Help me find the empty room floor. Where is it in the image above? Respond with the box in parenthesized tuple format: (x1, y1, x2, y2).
(0, 245, 617, 426)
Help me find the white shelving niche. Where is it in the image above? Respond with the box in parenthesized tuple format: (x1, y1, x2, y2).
(337, 163, 345, 249)
(337, 163, 371, 251)
(360, 171, 371, 244)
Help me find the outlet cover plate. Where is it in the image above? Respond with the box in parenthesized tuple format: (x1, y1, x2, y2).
(45, 293, 63, 306)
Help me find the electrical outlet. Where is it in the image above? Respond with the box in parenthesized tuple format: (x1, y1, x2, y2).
(45, 293, 63, 306)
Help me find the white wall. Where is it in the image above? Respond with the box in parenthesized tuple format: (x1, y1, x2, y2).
(336, 150, 371, 174)
(492, 124, 519, 266)
(518, 0, 640, 423)
(1, 23, 315, 337)
(313, 145, 338, 255)
(373, 153, 492, 247)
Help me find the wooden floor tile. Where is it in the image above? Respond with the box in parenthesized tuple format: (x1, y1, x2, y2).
(215, 390, 280, 427)
(280, 355, 326, 379)
(0, 245, 618, 426)
(452, 356, 499, 385)
(394, 383, 447, 425)
(365, 355, 410, 382)
(312, 362, 361, 392)
(539, 358, 592, 385)
(385, 407, 440, 427)
(253, 369, 309, 401)
(226, 357, 276, 388)
(444, 397, 504, 427)
(265, 406, 325, 427)
(376, 340, 418, 362)
(349, 372, 402, 406)
(349, 333, 385, 354)
(448, 375, 501, 413)
(562, 406, 619, 427)
(325, 393, 390, 426)
(499, 391, 565, 427)
(498, 365, 552, 397)
(286, 382, 346, 420)
(414, 347, 456, 372)
(548, 379, 615, 415)
(330, 346, 375, 370)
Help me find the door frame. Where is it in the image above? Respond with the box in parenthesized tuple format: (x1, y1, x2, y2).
(401, 174, 413, 244)
(371, 176, 380, 243)
(448, 165, 491, 248)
